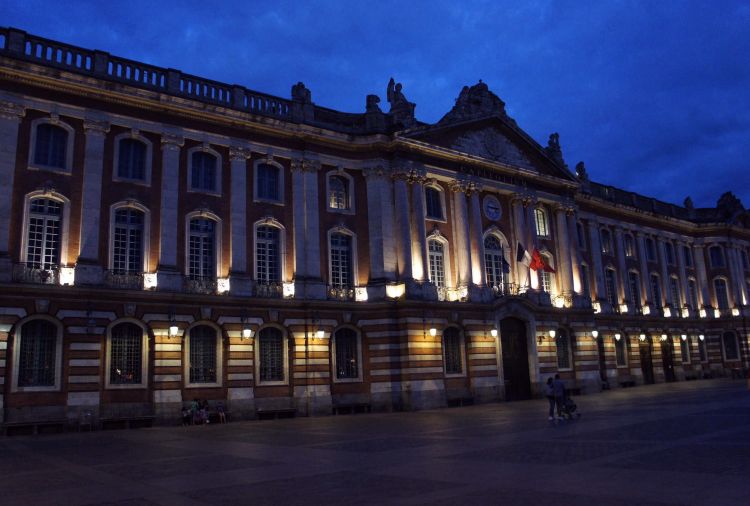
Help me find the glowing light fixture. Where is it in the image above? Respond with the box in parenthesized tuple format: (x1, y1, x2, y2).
(143, 273, 157, 290)
(660, 333, 668, 341)
(386, 283, 406, 299)
(699, 334, 705, 341)
(681, 334, 687, 341)
(217, 277, 230, 294)
(490, 328, 498, 338)
(429, 327, 437, 337)
(639, 333, 646, 341)
(591, 330, 599, 339)
(614, 333, 621, 341)
(59, 266, 75, 286)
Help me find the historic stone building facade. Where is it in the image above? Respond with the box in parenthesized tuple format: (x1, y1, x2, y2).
(1, 28, 748, 426)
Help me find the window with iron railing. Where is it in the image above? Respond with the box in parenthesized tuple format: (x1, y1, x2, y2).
(109, 322, 143, 385)
(189, 325, 217, 384)
(26, 198, 62, 271)
(443, 327, 463, 375)
(18, 319, 57, 388)
(188, 218, 216, 279)
(484, 236, 506, 291)
(334, 328, 359, 380)
(259, 327, 284, 382)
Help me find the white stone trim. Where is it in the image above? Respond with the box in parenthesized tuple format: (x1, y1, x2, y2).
(423, 181, 447, 222)
(442, 326, 467, 378)
(184, 209, 223, 278)
(331, 326, 363, 383)
(186, 144, 223, 196)
(108, 199, 152, 273)
(11, 315, 64, 393)
(20, 189, 72, 267)
(325, 167, 355, 215)
(252, 157, 285, 205)
(327, 225, 360, 288)
(253, 216, 288, 283)
(255, 324, 289, 386)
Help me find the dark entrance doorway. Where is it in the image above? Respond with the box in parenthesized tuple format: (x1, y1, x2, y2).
(597, 338, 607, 383)
(661, 338, 676, 382)
(640, 337, 655, 384)
(499, 317, 531, 401)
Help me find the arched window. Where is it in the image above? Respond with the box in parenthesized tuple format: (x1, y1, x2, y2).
(25, 198, 62, 271)
(556, 329, 571, 370)
(190, 151, 217, 193)
(600, 229, 612, 255)
(714, 278, 729, 310)
(683, 245, 693, 268)
(442, 327, 463, 375)
(604, 268, 617, 306)
(112, 208, 144, 273)
(428, 239, 446, 291)
(33, 123, 68, 169)
(330, 232, 353, 288)
(534, 208, 549, 238)
(328, 175, 350, 210)
(628, 271, 641, 309)
(650, 273, 663, 308)
(17, 319, 59, 388)
(709, 245, 725, 268)
(256, 163, 281, 202)
(117, 138, 147, 181)
(664, 242, 675, 265)
(645, 238, 656, 262)
(188, 218, 216, 279)
(109, 322, 144, 386)
(722, 331, 739, 361)
(425, 186, 444, 220)
(484, 235, 506, 291)
(333, 328, 360, 380)
(188, 325, 218, 384)
(539, 253, 553, 292)
(258, 327, 285, 383)
(256, 225, 281, 284)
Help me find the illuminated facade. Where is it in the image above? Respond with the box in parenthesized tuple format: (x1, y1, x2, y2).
(0, 28, 748, 426)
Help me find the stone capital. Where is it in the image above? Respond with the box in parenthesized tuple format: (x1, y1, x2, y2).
(0, 101, 25, 121)
(406, 167, 427, 185)
(291, 158, 319, 172)
(362, 164, 390, 179)
(161, 133, 184, 151)
(83, 119, 110, 136)
(229, 146, 252, 162)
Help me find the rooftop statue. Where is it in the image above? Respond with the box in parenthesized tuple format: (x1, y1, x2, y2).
(439, 80, 507, 124)
(386, 77, 416, 127)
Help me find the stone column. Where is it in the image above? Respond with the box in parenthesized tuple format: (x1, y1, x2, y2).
(727, 246, 747, 307)
(587, 219, 607, 309)
(676, 242, 689, 314)
(614, 227, 629, 306)
(636, 233, 652, 310)
(393, 171, 413, 281)
(693, 245, 710, 310)
(657, 238, 671, 310)
(156, 134, 184, 291)
(291, 159, 307, 285)
(75, 119, 110, 285)
(451, 179, 472, 290)
(303, 159, 324, 298)
(0, 101, 25, 281)
(229, 147, 252, 295)
(554, 204, 574, 298)
(364, 165, 396, 299)
(511, 194, 529, 290)
(409, 168, 428, 282)
(468, 184, 485, 288)
(566, 211, 581, 294)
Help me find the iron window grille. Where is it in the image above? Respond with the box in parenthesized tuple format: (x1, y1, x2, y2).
(109, 323, 142, 385)
(189, 325, 217, 383)
(334, 328, 359, 379)
(443, 327, 463, 375)
(328, 175, 349, 210)
(556, 330, 571, 370)
(628, 272, 641, 309)
(259, 327, 284, 382)
(650, 274, 663, 309)
(18, 320, 57, 387)
(680, 339, 691, 364)
(604, 269, 617, 306)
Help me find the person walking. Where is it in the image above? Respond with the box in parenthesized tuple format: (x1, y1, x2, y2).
(552, 374, 566, 420)
(544, 377, 555, 421)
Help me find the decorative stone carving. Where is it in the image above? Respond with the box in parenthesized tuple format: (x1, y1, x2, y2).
(366, 95, 382, 113)
(161, 133, 184, 151)
(292, 158, 320, 173)
(386, 77, 416, 127)
(545, 132, 567, 168)
(452, 128, 534, 169)
(229, 146, 251, 162)
(0, 101, 25, 121)
(439, 81, 507, 124)
(83, 119, 110, 136)
(124, 303, 136, 317)
(201, 306, 211, 320)
(35, 299, 49, 314)
(363, 164, 390, 179)
(291, 82, 312, 103)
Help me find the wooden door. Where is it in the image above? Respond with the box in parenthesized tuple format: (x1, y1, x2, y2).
(500, 317, 532, 401)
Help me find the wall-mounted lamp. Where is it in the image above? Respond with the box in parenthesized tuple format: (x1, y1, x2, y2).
(660, 333, 668, 341)
(168, 307, 178, 338)
(614, 333, 621, 341)
(699, 334, 705, 341)
(85, 304, 96, 335)
(490, 328, 498, 338)
(316, 328, 325, 339)
(549, 330, 556, 339)
(591, 330, 599, 340)
(429, 327, 437, 337)
(680, 334, 687, 341)
(639, 333, 646, 341)
(241, 315, 254, 339)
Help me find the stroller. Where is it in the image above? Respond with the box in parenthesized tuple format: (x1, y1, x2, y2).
(560, 392, 580, 420)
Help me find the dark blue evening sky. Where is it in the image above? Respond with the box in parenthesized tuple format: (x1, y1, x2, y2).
(5, 0, 749, 208)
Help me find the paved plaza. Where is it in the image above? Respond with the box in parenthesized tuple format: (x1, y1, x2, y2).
(2, 379, 749, 505)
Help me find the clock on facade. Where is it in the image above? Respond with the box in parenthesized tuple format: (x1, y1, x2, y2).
(483, 195, 502, 221)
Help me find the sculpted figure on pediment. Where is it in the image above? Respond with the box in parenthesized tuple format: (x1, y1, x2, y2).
(452, 128, 535, 170)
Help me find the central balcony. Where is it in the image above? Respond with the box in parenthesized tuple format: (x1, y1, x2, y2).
(103, 270, 144, 290)
(12, 262, 59, 285)
(255, 281, 283, 298)
(327, 285, 355, 301)
(183, 275, 218, 295)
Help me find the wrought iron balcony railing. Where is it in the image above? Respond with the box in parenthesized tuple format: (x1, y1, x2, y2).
(327, 285, 355, 301)
(490, 282, 527, 298)
(12, 262, 59, 284)
(183, 275, 217, 295)
(103, 270, 143, 290)
(255, 281, 283, 298)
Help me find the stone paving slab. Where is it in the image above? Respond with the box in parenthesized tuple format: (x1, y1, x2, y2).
(1, 379, 749, 506)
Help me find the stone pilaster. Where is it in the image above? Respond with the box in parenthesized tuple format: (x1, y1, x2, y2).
(364, 165, 396, 300)
(392, 171, 413, 281)
(156, 133, 184, 291)
(693, 245, 711, 310)
(292, 158, 325, 299)
(587, 218, 608, 310)
(657, 238, 670, 309)
(450, 179, 472, 290)
(75, 119, 110, 285)
(409, 168, 428, 283)
(676, 241, 690, 314)
(614, 227, 629, 306)
(554, 203, 574, 298)
(636, 233, 652, 312)
(229, 147, 252, 295)
(566, 211, 582, 295)
(468, 184, 486, 289)
(0, 101, 25, 281)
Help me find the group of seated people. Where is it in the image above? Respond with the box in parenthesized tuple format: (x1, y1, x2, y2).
(181, 399, 227, 425)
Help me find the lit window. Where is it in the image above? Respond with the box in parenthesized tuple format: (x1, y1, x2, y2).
(425, 187, 444, 220)
(484, 236, 507, 291)
(624, 234, 635, 258)
(17, 319, 58, 388)
(117, 138, 147, 181)
(188, 218, 216, 279)
(334, 328, 359, 380)
(556, 329, 571, 369)
(258, 327, 285, 383)
(25, 198, 62, 271)
(189, 325, 218, 384)
(534, 208, 549, 237)
(443, 327, 463, 375)
(256, 163, 281, 202)
(330, 233, 353, 288)
(539, 255, 553, 292)
(328, 175, 350, 210)
(190, 151, 217, 192)
(109, 322, 143, 385)
(34, 123, 68, 170)
(256, 225, 281, 284)
(428, 239, 446, 290)
(714, 278, 729, 310)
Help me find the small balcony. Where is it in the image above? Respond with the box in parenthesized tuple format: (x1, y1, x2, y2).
(255, 281, 283, 298)
(490, 282, 527, 298)
(12, 263, 59, 285)
(327, 285, 355, 301)
(183, 275, 218, 295)
(103, 270, 144, 290)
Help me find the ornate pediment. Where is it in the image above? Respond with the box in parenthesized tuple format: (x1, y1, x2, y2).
(451, 127, 535, 170)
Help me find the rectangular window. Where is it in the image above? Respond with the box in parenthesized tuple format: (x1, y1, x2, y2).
(428, 240, 446, 289)
(687, 279, 699, 310)
(628, 272, 641, 309)
(535, 209, 549, 238)
(113, 209, 143, 273)
(600, 229, 612, 255)
(624, 235, 635, 258)
(698, 338, 707, 362)
(556, 332, 571, 370)
(604, 269, 617, 306)
(109, 323, 142, 385)
(34, 123, 67, 169)
(27, 198, 62, 270)
(259, 329, 284, 382)
(256, 226, 280, 283)
(189, 326, 217, 384)
(650, 274, 663, 308)
(680, 339, 691, 364)
(722, 332, 739, 361)
(443, 329, 463, 375)
(577, 223, 586, 250)
(683, 245, 693, 268)
(188, 218, 215, 279)
(665, 242, 675, 265)
(615, 337, 627, 367)
(425, 187, 443, 220)
(257, 164, 280, 201)
(330, 233, 353, 288)
(118, 138, 146, 180)
(540, 268, 551, 293)
(580, 264, 591, 301)
(335, 329, 359, 379)
(715, 279, 729, 310)
(709, 246, 725, 268)
(669, 277, 681, 309)
(18, 320, 57, 387)
(646, 238, 656, 262)
(191, 152, 217, 192)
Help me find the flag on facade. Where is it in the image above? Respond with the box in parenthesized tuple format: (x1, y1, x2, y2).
(529, 248, 556, 272)
(516, 242, 531, 265)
